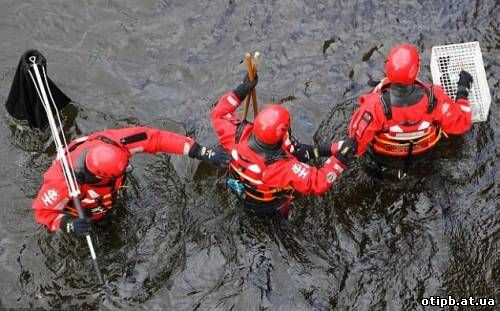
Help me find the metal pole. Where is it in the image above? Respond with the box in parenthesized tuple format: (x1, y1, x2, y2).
(28, 56, 104, 284)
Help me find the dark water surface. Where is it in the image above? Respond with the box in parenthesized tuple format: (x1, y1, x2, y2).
(0, 1, 498, 310)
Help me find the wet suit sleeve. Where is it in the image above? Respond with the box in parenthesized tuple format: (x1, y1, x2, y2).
(432, 86, 472, 135)
(262, 156, 346, 196)
(93, 127, 196, 155)
(210, 91, 242, 151)
(347, 95, 385, 155)
(32, 169, 70, 232)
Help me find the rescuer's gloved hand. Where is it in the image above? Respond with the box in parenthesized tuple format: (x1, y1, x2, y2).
(60, 215, 92, 236)
(455, 70, 473, 101)
(333, 138, 357, 166)
(292, 141, 331, 162)
(189, 143, 232, 167)
(233, 73, 258, 101)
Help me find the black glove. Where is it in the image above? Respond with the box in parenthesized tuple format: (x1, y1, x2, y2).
(189, 142, 232, 167)
(455, 70, 473, 101)
(233, 73, 258, 101)
(60, 215, 92, 236)
(334, 138, 357, 166)
(292, 142, 331, 162)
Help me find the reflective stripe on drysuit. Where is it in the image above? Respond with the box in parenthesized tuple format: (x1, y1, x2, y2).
(372, 126, 447, 157)
(211, 91, 348, 217)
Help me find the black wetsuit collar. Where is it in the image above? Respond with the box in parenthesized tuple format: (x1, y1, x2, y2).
(389, 83, 425, 107)
(247, 134, 290, 166)
(248, 134, 281, 155)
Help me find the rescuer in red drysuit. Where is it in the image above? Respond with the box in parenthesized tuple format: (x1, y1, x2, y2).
(347, 43, 473, 170)
(32, 127, 231, 235)
(211, 74, 357, 217)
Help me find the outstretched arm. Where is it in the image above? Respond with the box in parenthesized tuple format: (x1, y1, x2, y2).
(263, 139, 356, 195)
(263, 156, 345, 195)
(92, 126, 231, 167)
(92, 126, 195, 155)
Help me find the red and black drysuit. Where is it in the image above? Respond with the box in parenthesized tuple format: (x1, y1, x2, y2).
(211, 91, 346, 215)
(32, 127, 196, 232)
(348, 79, 472, 167)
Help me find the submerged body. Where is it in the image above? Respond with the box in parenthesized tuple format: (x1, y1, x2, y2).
(211, 89, 350, 216)
(33, 126, 229, 233)
(348, 44, 473, 168)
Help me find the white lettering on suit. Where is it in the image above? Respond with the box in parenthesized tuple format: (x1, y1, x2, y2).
(291, 163, 309, 179)
(42, 189, 59, 206)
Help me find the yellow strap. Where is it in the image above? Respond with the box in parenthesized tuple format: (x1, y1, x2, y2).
(245, 191, 294, 202)
(249, 186, 294, 194)
(245, 191, 278, 202)
(441, 129, 449, 138)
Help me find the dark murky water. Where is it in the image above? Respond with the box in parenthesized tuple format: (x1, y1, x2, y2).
(0, 1, 498, 310)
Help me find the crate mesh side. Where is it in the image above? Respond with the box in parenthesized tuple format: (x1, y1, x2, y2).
(431, 42, 490, 122)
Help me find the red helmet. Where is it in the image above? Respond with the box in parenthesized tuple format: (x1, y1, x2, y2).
(253, 104, 290, 145)
(85, 144, 129, 178)
(385, 44, 420, 85)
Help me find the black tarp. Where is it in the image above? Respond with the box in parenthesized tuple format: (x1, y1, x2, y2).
(5, 50, 71, 130)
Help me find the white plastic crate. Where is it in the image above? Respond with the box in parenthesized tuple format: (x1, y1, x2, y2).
(430, 41, 490, 122)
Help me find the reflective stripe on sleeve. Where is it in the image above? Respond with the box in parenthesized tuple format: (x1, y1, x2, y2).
(227, 95, 239, 107)
(460, 105, 471, 112)
(333, 163, 344, 173)
(183, 142, 191, 155)
(129, 146, 144, 153)
(441, 103, 450, 114)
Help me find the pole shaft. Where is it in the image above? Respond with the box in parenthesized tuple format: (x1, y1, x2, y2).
(242, 53, 254, 120)
(29, 57, 103, 284)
